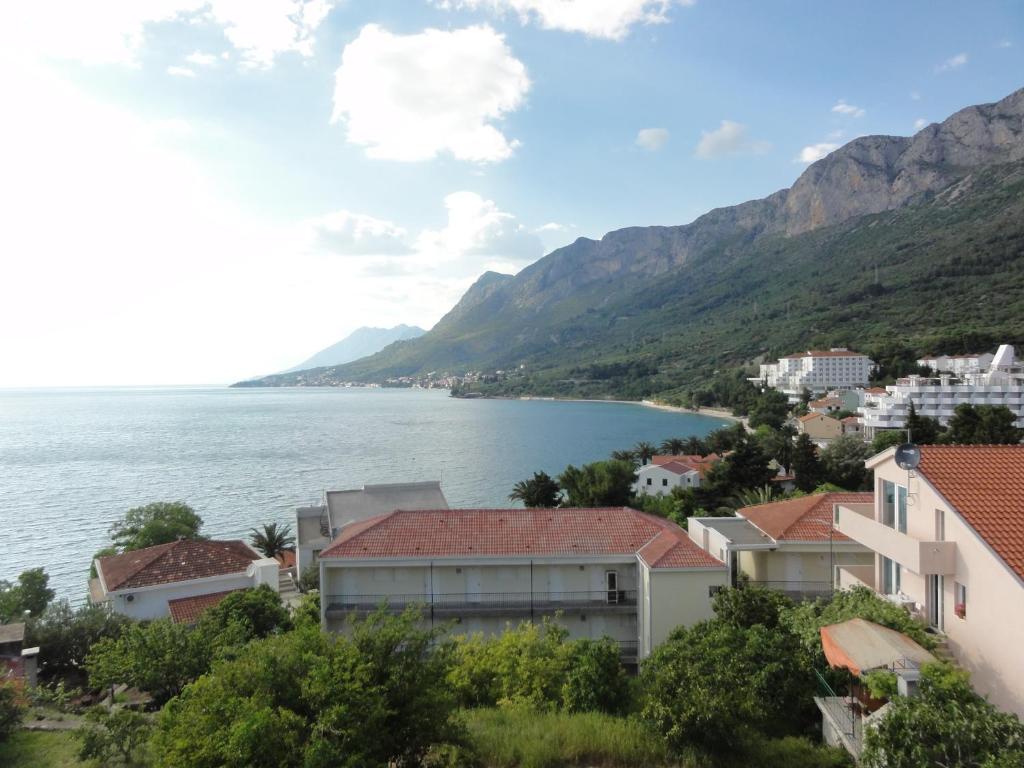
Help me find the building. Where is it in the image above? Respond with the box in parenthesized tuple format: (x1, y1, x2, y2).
(833, 445, 1024, 717)
(840, 416, 864, 438)
(91, 539, 280, 621)
(296, 481, 449, 577)
(688, 493, 874, 598)
(797, 412, 842, 444)
(0, 623, 38, 688)
(635, 461, 700, 495)
(917, 352, 995, 376)
(754, 348, 875, 398)
(809, 396, 843, 414)
(317, 507, 728, 660)
(862, 344, 1024, 437)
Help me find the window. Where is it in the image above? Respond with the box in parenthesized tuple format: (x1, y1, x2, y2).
(882, 556, 901, 594)
(896, 485, 908, 534)
(646, 478, 652, 486)
(935, 509, 945, 541)
(662, 478, 668, 486)
(881, 480, 896, 527)
(955, 582, 967, 619)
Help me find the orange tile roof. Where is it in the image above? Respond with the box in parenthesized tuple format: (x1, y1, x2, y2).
(739, 492, 873, 542)
(320, 508, 724, 570)
(167, 589, 245, 624)
(918, 445, 1024, 582)
(97, 539, 260, 591)
(647, 460, 699, 476)
(799, 412, 838, 423)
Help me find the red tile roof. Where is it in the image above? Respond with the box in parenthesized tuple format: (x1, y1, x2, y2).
(739, 493, 873, 542)
(97, 539, 261, 592)
(645, 460, 699, 476)
(320, 507, 724, 570)
(918, 445, 1024, 582)
(167, 589, 246, 624)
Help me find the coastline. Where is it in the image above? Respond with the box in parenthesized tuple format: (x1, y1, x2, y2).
(515, 395, 744, 426)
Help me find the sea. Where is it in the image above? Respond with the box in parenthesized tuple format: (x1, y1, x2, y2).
(0, 387, 730, 602)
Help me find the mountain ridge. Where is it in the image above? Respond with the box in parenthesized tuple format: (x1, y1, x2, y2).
(274, 324, 426, 375)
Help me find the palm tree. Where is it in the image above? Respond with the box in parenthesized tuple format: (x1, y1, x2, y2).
(611, 449, 638, 466)
(734, 485, 777, 509)
(509, 471, 561, 508)
(634, 441, 657, 465)
(682, 436, 708, 456)
(249, 522, 295, 559)
(659, 437, 686, 455)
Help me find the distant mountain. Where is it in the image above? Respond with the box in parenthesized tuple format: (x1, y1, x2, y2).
(239, 88, 1024, 396)
(279, 325, 425, 374)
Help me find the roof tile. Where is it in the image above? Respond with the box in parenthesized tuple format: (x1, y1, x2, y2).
(97, 539, 260, 591)
(167, 589, 246, 624)
(739, 492, 873, 542)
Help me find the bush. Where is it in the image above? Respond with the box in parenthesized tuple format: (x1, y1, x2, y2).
(298, 565, 320, 592)
(0, 681, 25, 742)
(560, 639, 630, 715)
(76, 707, 153, 766)
(197, 584, 291, 640)
(712, 586, 793, 631)
(26, 599, 130, 681)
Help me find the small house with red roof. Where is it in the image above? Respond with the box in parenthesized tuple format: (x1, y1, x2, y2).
(687, 493, 874, 598)
(91, 539, 281, 621)
(317, 507, 727, 660)
(834, 444, 1024, 717)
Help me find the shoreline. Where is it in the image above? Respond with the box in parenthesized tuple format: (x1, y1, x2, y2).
(516, 395, 743, 426)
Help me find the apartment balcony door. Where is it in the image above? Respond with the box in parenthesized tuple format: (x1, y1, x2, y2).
(466, 567, 482, 602)
(926, 575, 944, 631)
(606, 570, 619, 605)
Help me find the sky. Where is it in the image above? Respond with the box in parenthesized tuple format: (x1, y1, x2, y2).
(0, 1, 1021, 386)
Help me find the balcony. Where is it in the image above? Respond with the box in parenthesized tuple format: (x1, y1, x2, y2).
(744, 580, 833, 601)
(325, 590, 639, 618)
(834, 505, 956, 575)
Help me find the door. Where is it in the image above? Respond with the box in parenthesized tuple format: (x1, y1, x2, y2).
(927, 575, 944, 631)
(466, 567, 482, 603)
(785, 553, 804, 586)
(606, 570, 619, 605)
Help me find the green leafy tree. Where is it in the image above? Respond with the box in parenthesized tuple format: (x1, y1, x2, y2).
(758, 424, 796, 473)
(77, 707, 153, 767)
(610, 449, 638, 465)
(26, 599, 130, 680)
(905, 401, 944, 444)
(941, 404, 1024, 445)
(712, 586, 794, 631)
(659, 437, 686, 455)
(248, 522, 295, 559)
(716, 438, 775, 493)
(706, 423, 748, 454)
(0, 681, 25, 742)
(298, 565, 320, 593)
(792, 434, 825, 492)
(633, 441, 657, 464)
(560, 638, 630, 715)
(558, 460, 636, 507)
(862, 663, 1024, 768)
(109, 501, 205, 552)
(820, 434, 871, 490)
(0, 567, 55, 621)
(871, 429, 905, 455)
(748, 390, 791, 430)
(198, 585, 292, 640)
(508, 471, 562, 507)
(682, 436, 709, 455)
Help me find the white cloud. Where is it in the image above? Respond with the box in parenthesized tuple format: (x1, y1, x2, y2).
(996, 40, 1012, 49)
(436, 0, 694, 40)
(914, 118, 929, 131)
(795, 142, 839, 164)
(635, 127, 669, 151)
(536, 222, 566, 232)
(331, 25, 529, 163)
(304, 211, 412, 256)
(831, 99, 865, 118)
(936, 52, 968, 72)
(415, 191, 543, 264)
(910, 90, 922, 101)
(695, 120, 770, 159)
(0, 0, 336, 69)
(167, 65, 196, 77)
(186, 50, 221, 66)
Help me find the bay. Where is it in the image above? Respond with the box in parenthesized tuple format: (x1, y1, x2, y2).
(0, 387, 730, 601)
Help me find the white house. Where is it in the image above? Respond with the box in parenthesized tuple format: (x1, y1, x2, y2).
(917, 352, 994, 376)
(635, 460, 700, 495)
(91, 539, 279, 622)
(296, 481, 449, 577)
(318, 506, 728, 661)
(753, 348, 875, 398)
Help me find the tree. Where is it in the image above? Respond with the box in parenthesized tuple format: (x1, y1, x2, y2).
(560, 638, 630, 715)
(735, 485, 777, 508)
(198, 585, 292, 640)
(249, 522, 295, 559)
(77, 707, 153, 767)
(712, 586, 793, 631)
(26, 599, 130, 680)
(610, 449, 638, 465)
(905, 401, 944, 444)
(298, 565, 320, 593)
(758, 424, 796, 474)
(682, 436, 709, 456)
(109, 502, 204, 552)
(820, 434, 871, 490)
(862, 663, 1024, 768)
(792, 434, 824, 492)
(633, 441, 657, 464)
(0, 681, 24, 742)
(558, 460, 636, 507)
(748, 390, 791, 431)
(871, 429, 905, 455)
(942, 404, 1024, 445)
(0, 567, 55, 621)
(508, 471, 561, 507)
(659, 437, 686, 455)
(717, 438, 775, 492)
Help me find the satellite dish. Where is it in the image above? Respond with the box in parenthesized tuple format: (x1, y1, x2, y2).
(895, 443, 921, 471)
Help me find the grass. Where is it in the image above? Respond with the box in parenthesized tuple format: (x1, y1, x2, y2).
(0, 730, 91, 768)
(462, 707, 674, 768)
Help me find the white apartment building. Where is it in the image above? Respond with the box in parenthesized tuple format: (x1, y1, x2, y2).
(318, 507, 728, 661)
(917, 352, 994, 376)
(635, 460, 701, 496)
(754, 348, 875, 398)
(861, 344, 1024, 437)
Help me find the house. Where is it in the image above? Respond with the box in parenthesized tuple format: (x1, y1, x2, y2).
(317, 507, 728, 661)
(917, 351, 995, 376)
(296, 481, 449, 577)
(833, 445, 1024, 717)
(91, 539, 280, 621)
(840, 416, 864, 438)
(797, 412, 842, 444)
(861, 344, 1024, 437)
(753, 348, 875, 399)
(809, 397, 843, 415)
(635, 461, 700, 495)
(0, 623, 38, 688)
(688, 493, 874, 598)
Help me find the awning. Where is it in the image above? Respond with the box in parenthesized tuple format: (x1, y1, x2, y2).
(820, 617, 935, 675)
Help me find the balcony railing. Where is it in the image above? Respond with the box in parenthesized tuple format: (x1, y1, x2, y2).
(325, 590, 638, 615)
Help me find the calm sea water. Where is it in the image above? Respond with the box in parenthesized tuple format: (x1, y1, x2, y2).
(0, 387, 729, 601)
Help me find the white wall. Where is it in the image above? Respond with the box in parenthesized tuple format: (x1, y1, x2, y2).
(109, 573, 256, 620)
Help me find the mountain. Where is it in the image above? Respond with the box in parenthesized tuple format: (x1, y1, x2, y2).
(277, 325, 425, 374)
(239, 88, 1024, 396)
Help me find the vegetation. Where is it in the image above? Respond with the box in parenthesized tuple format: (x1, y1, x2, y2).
(819, 435, 871, 491)
(248, 522, 295, 559)
(863, 664, 1024, 768)
(0, 568, 55, 622)
(0, 730, 89, 768)
(942, 403, 1024, 445)
(0, 681, 25, 742)
(77, 707, 153, 767)
(557, 460, 636, 507)
(508, 472, 561, 508)
(108, 502, 205, 553)
(26, 599, 130, 682)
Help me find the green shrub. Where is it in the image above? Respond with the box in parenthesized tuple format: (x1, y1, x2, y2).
(560, 639, 630, 715)
(862, 669, 898, 700)
(76, 706, 153, 766)
(0, 681, 25, 742)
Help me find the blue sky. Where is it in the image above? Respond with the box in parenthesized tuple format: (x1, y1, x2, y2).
(0, 1, 1021, 386)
